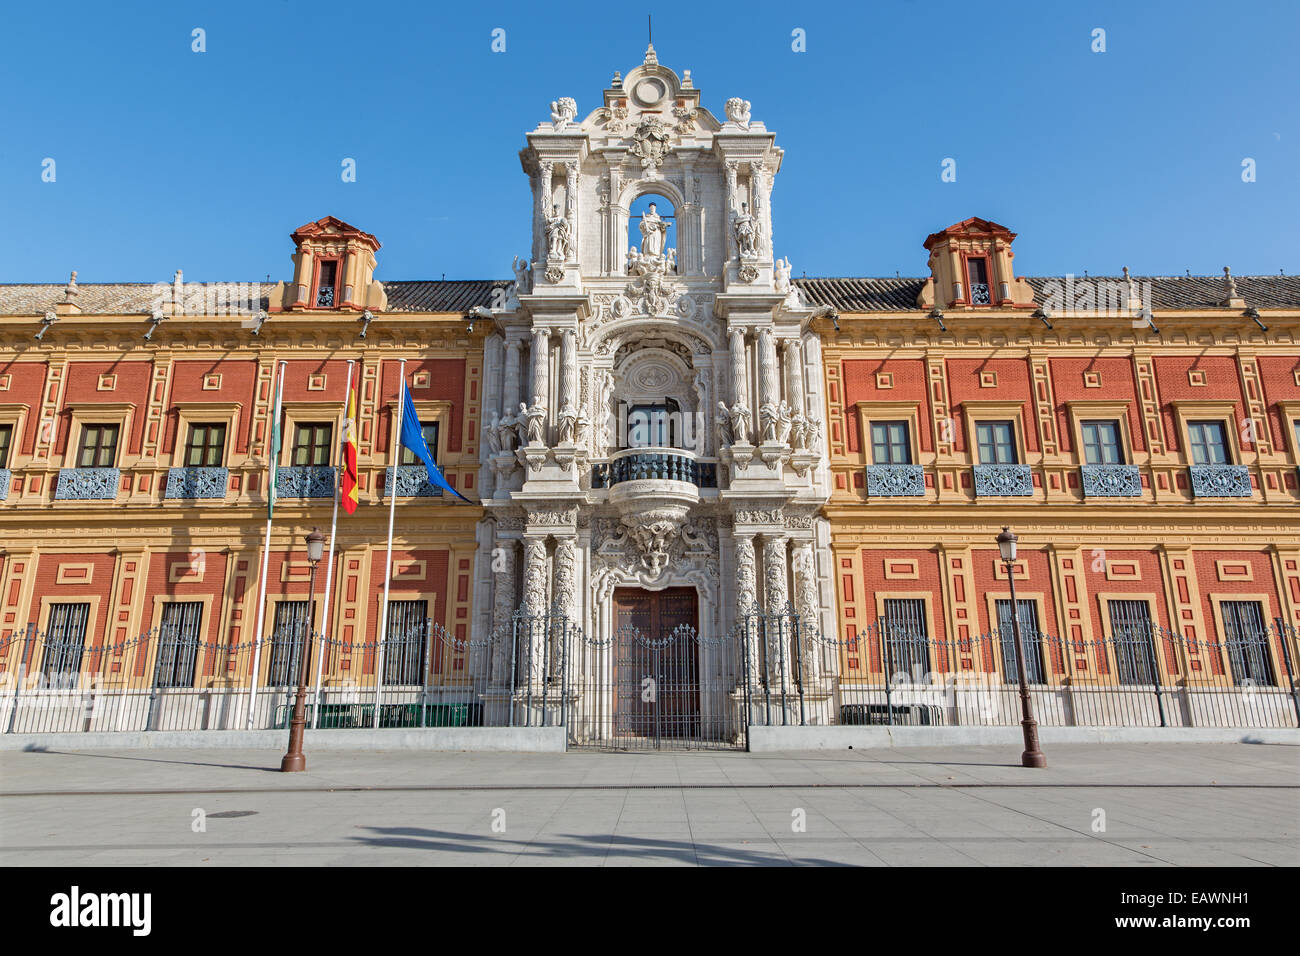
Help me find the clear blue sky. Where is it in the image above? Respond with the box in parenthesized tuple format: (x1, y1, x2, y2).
(2, 0, 1296, 284)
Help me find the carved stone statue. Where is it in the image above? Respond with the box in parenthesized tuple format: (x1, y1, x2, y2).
(728, 401, 752, 445)
(774, 256, 792, 293)
(776, 400, 793, 445)
(485, 415, 504, 455)
(512, 256, 532, 295)
(759, 401, 780, 443)
(550, 97, 577, 130)
(725, 97, 752, 128)
(665, 247, 677, 273)
(525, 403, 547, 445)
(734, 202, 757, 257)
(639, 202, 669, 258)
(495, 409, 517, 452)
(715, 400, 735, 447)
(557, 402, 578, 445)
(626, 247, 641, 274)
(514, 402, 531, 448)
(544, 205, 571, 260)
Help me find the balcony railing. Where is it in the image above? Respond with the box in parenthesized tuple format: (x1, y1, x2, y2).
(969, 282, 991, 305)
(865, 464, 924, 497)
(592, 448, 717, 489)
(54, 467, 121, 500)
(1080, 464, 1141, 498)
(1189, 464, 1251, 498)
(384, 465, 442, 498)
(0, 469, 9, 502)
(275, 465, 337, 499)
(164, 466, 230, 500)
(973, 464, 1033, 497)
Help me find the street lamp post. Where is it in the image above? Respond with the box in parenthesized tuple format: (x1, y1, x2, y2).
(281, 528, 325, 773)
(997, 526, 1047, 769)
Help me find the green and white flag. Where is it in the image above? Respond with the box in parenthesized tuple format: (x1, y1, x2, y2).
(267, 368, 284, 519)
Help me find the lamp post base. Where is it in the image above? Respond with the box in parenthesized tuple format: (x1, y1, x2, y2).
(280, 752, 306, 773)
(1020, 750, 1047, 769)
(1020, 716, 1046, 768)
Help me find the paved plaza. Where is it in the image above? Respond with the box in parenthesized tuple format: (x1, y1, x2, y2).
(1, 743, 1295, 866)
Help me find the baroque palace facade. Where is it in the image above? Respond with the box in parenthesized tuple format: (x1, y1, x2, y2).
(2, 46, 1299, 740)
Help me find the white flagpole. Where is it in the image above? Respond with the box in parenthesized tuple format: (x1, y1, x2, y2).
(311, 359, 353, 728)
(246, 359, 285, 730)
(373, 359, 405, 728)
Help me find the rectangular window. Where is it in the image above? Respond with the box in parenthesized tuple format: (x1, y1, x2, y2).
(76, 423, 120, 468)
(41, 602, 91, 679)
(155, 602, 203, 688)
(315, 260, 338, 308)
(1219, 600, 1275, 685)
(399, 423, 440, 466)
(966, 257, 991, 305)
(870, 421, 912, 465)
(1107, 599, 1157, 685)
(882, 598, 928, 678)
(1188, 420, 1230, 465)
(995, 598, 1045, 684)
(183, 423, 227, 468)
(292, 422, 333, 466)
(976, 420, 1018, 464)
(268, 600, 312, 687)
(0, 423, 12, 468)
(1081, 420, 1124, 465)
(384, 599, 429, 685)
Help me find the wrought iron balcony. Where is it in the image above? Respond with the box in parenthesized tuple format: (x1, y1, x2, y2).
(1080, 464, 1141, 498)
(865, 464, 924, 497)
(0, 469, 9, 502)
(1189, 464, 1251, 498)
(55, 467, 121, 500)
(275, 465, 337, 499)
(592, 448, 717, 489)
(969, 282, 991, 305)
(973, 464, 1033, 497)
(384, 465, 443, 498)
(164, 466, 230, 500)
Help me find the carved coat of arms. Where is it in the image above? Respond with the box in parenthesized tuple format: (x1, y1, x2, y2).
(629, 117, 672, 175)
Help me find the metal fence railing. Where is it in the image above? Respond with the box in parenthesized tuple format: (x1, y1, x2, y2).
(3, 605, 1296, 736)
(742, 608, 1300, 731)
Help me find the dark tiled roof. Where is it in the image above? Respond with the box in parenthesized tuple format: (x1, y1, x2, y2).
(0, 283, 273, 315)
(381, 280, 512, 313)
(797, 275, 1300, 312)
(794, 277, 927, 311)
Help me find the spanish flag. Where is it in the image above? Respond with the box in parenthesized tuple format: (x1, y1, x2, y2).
(341, 384, 359, 514)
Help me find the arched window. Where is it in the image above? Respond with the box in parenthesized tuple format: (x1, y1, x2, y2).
(628, 194, 675, 264)
(626, 397, 681, 449)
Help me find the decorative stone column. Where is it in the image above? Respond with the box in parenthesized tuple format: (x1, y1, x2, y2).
(504, 338, 524, 413)
(565, 166, 579, 251)
(551, 537, 578, 680)
(728, 327, 748, 407)
(490, 538, 518, 685)
(757, 327, 779, 412)
(725, 161, 739, 260)
(734, 533, 760, 686)
(762, 533, 791, 687)
(559, 329, 577, 416)
(791, 540, 822, 683)
(535, 161, 554, 261)
(783, 338, 805, 415)
(521, 536, 550, 686)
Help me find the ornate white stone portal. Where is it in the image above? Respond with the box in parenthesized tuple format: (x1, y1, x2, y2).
(473, 45, 836, 735)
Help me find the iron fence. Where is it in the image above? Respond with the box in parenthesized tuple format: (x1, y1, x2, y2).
(747, 609, 1300, 730)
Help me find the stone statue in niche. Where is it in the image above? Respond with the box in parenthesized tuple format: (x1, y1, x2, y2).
(545, 205, 571, 261)
(512, 256, 532, 295)
(485, 415, 504, 455)
(513, 402, 531, 448)
(760, 400, 795, 444)
(495, 409, 518, 452)
(728, 401, 752, 444)
(525, 403, 547, 445)
(716, 400, 735, 447)
(639, 202, 669, 258)
(665, 248, 677, 273)
(734, 202, 757, 257)
(557, 402, 578, 445)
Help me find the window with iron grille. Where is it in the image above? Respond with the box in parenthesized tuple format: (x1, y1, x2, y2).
(966, 257, 991, 305)
(1107, 599, 1158, 685)
(870, 421, 912, 465)
(1219, 600, 1275, 685)
(1188, 420, 1230, 465)
(0, 423, 12, 467)
(995, 598, 1046, 684)
(882, 598, 929, 678)
(292, 422, 333, 466)
(76, 423, 120, 468)
(155, 602, 203, 688)
(268, 600, 312, 686)
(383, 600, 428, 685)
(975, 420, 1018, 464)
(399, 423, 440, 465)
(1081, 420, 1124, 465)
(315, 259, 338, 308)
(41, 602, 90, 679)
(183, 423, 226, 467)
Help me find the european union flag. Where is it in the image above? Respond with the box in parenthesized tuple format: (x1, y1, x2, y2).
(400, 384, 472, 503)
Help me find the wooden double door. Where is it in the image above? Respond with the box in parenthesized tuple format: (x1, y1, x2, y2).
(612, 587, 700, 744)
